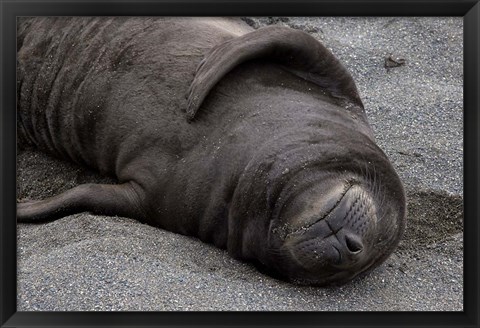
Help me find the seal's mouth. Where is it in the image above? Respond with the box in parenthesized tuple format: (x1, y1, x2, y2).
(284, 182, 355, 239)
(270, 176, 359, 241)
(288, 184, 376, 264)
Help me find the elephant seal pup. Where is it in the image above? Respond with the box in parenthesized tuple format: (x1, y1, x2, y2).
(17, 17, 406, 286)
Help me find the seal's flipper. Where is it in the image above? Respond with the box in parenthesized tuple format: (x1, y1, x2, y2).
(17, 182, 145, 223)
(186, 25, 364, 121)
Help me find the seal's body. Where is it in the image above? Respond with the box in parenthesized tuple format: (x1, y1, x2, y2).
(17, 17, 406, 286)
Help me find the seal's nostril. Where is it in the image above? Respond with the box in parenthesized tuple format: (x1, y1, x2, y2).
(345, 234, 363, 254)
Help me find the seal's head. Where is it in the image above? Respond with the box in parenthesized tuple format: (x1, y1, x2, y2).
(227, 126, 406, 286)
(263, 162, 406, 286)
(230, 137, 406, 285)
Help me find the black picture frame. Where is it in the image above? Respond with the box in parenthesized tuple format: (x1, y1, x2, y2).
(1, 1, 478, 327)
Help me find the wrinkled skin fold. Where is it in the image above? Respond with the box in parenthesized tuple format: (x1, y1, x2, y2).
(17, 17, 406, 286)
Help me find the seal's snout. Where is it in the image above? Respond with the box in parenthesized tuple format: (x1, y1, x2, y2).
(328, 229, 365, 267)
(344, 232, 363, 254)
(270, 181, 381, 285)
(316, 184, 374, 267)
(265, 169, 405, 286)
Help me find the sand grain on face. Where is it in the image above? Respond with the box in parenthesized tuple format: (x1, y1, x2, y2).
(17, 17, 463, 311)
